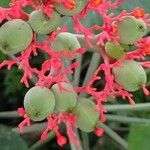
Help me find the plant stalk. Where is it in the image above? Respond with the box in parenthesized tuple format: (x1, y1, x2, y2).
(106, 115, 150, 124)
(105, 103, 150, 112)
(29, 132, 55, 150)
(101, 123, 128, 150)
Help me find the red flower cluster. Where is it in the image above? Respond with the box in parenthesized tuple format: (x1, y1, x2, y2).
(0, 0, 150, 147)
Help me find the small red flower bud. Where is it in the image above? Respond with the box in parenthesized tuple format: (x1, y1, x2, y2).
(41, 130, 48, 141)
(133, 7, 145, 19)
(18, 108, 25, 116)
(57, 135, 67, 147)
(64, 0, 76, 9)
(94, 128, 104, 137)
(90, 0, 103, 7)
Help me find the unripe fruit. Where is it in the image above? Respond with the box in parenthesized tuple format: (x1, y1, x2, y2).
(51, 82, 77, 113)
(112, 60, 147, 92)
(51, 32, 81, 52)
(105, 42, 128, 60)
(115, 16, 147, 45)
(54, 0, 88, 16)
(24, 86, 55, 121)
(72, 98, 99, 132)
(29, 9, 61, 34)
(0, 19, 33, 55)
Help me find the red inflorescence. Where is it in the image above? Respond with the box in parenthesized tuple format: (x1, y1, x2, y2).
(0, 0, 150, 147)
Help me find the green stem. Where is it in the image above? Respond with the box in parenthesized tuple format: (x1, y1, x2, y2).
(29, 132, 55, 150)
(79, 52, 100, 97)
(0, 111, 19, 118)
(64, 60, 73, 81)
(69, 128, 83, 150)
(75, 34, 99, 53)
(101, 123, 128, 150)
(105, 103, 150, 112)
(70, 143, 79, 150)
(81, 131, 90, 150)
(83, 53, 100, 85)
(1, 103, 150, 118)
(12, 122, 47, 134)
(72, 55, 82, 86)
(106, 115, 150, 124)
(70, 51, 83, 150)
(78, 53, 100, 150)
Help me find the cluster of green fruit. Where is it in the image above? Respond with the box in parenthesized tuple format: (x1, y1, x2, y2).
(103, 16, 148, 92)
(105, 16, 147, 60)
(0, 0, 148, 133)
(0, 19, 81, 55)
(24, 82, 100, 133)
(0, 0, 87, 55)
(29, 0, 87, 34)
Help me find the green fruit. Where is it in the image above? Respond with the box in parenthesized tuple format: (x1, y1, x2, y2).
(112, 60, 147, 92)
(29, 9, 61, 34)
(54, 0, 87, 16)
(51, 82, 77, 113)
(72, 98, 99, 132)
(51, 32, 81, 52)
(116, 16, 147, 45)
(24, 86, 55, 121)
(0, 19, 33, 55)
(105, 42, 128, 60)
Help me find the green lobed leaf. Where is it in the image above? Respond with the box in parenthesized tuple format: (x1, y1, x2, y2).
(60, 11, 103, 33)
(128, 124, 150, 150)
(119, 0, 150, 13)
(0, 125, 28, 150)
(0, 0, 10, 8)
(4, 67, 24, 96)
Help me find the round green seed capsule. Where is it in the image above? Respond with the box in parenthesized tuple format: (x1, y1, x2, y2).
(51, 32, 81, 52)
(112, 60, 147, 92)
(72, 98, 99, 132)
(29, 9, 61, 34)
(116, 16, 147, 45)
(51, 82, 77, 113)
(105, 41, 128, 60)
(0, 19, 33, 55)
(54, 0, 88, 16)
(24, 86, 55, 121)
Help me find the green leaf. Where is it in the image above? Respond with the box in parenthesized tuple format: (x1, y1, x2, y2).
(36, 34, 48, 42)
(22, 6, 34, 14)
(0, 51, 8, 62)
(128, 124, 150, 150)
(60, 11, 103, 33)
(0, 0, 10, 8)
(0, 125, 28, 150)
(119, 0, 150, 13)
(81, 11, 103, 30)
(4, 67, 24, 96)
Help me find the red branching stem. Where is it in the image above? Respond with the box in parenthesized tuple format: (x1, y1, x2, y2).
(18, 108, 31, 133)
(1, 0, 150, 146)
